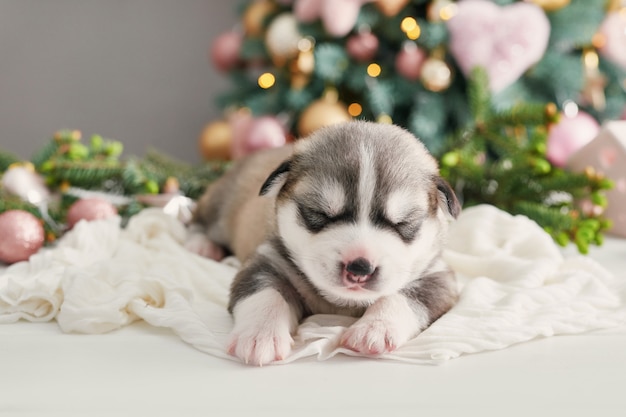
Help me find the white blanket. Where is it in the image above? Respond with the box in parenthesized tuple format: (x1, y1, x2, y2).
(1, 205, 625, 364)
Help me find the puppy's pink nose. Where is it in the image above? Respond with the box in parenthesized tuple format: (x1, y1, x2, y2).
(345, 257, 376, 283)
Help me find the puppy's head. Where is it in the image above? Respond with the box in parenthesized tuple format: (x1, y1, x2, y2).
(261, 121, 460, 307)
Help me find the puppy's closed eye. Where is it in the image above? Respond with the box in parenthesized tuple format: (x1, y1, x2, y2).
(298, 204, 355, 233)
(372, 210, 423, 243)
(299, 205, 333, 232)
(391, 219, 421, 243)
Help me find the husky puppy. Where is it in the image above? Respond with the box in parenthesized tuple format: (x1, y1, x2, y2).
(188, 121, 460, 365)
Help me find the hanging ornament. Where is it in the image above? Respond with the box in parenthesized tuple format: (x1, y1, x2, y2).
(198, 120, 233, 160)
(420, 56, 453, 92)
(290, 37, 316, 89)
(580, 48, 607, 111)
(546, 109, 600, 167)
(210, 31, 243, 72)
(294, 0, 371, 38)
(66, 198, 118, 229)
(243, 0, 278, 37)
(265, 13, 303, 66)
(427, 0, 458, 22)
(525, 0, 571, 12)
(297, 89, 352, 137)
(395, 42, 427, 81)
(0, 210, 45, 264)
(375, 0, 410, 17)
(346, 31, 379, 62)
(596, 11, 626, 71)
(446, 0, 550, 93)
(231, 115, 289, 159)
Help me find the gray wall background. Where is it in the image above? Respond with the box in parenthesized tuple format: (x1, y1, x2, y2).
(0, 0, 237, 163)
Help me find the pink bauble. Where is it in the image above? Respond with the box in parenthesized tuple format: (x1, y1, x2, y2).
(320, 0, 363, 37)
(210, 31, 243, 72)
(598, 12, 626, 71)
(66, 198, 118, 229)
(395, 43, 427, 81)
(0, 210, 45, 264)
(294, 0, 368, 37)
(346, 32, 379, 62)
(294, 0, 320, 23)
(547, 111, 600, 167)
(231, 116, 288, 159)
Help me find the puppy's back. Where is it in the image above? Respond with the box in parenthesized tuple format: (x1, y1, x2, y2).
(193, 145, 294, 260)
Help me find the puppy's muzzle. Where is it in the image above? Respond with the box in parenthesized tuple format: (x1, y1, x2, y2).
(344, 257, 377, 284)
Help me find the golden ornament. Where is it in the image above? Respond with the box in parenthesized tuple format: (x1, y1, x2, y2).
(607, 0, 626, 12)
(290, 37, 315, 89)
(243, 0, 277, 37)
(375, 0, 410, 17)
(198, 120, 233, 160)
(163, 177, 180, 194)
(420, 57, 452, 92)
(581, 48, 607, 111)
(297, 90, 352, 137)
(528, 0, 571, 12)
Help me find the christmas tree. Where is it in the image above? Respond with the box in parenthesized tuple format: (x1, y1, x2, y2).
(202, 0, 625, 251)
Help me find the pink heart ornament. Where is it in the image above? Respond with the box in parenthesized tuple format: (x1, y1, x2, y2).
(294, 0, 371, 37)
(598, 12, 626, 71)
(447, 0, 550, 93)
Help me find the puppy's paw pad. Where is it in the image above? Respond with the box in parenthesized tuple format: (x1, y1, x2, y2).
(228, 329, 293, 366)
(340, 319, 405, 355)
(184, 234, 224, 261)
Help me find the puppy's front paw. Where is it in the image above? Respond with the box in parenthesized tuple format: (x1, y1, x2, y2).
(228, 326, 293, 366)
(228, 288, 298, 366)
(340, 294, 424, 355)
(340, 318, 407, 355)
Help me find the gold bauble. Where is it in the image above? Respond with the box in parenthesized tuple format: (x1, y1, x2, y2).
(198, 120, 233, 160)
(243, 0, 277, 37)
(420, 57, 452, 92)
(297, 93, 352, 137)
(375, 0, 410, 17)
(290, 39, 315, 89)
(527, 0, 571, 12)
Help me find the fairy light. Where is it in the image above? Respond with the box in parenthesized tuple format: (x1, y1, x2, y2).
(439, 4, 458, 20)
(258, 72, 276, 89)
(401, 17, 417, 32)
(563, 100, 579, 118)
(367, 63, 382, 77)
(348, 103, 363, 116)
(583, 49, 600, 68)
(400, 17, 421, 40)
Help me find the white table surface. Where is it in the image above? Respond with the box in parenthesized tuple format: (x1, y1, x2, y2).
(2, 238, 626, 417)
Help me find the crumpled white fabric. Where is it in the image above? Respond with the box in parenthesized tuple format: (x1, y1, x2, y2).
(1, 205, 625, 364)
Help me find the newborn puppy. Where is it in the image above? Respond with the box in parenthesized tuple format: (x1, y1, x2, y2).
(188, 121, 460, 365)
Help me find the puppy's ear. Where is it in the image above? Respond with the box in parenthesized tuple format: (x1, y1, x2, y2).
(260, 160, 291, 196)
(435, 176, 461, 219)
